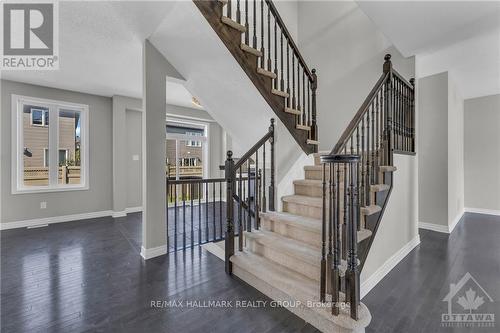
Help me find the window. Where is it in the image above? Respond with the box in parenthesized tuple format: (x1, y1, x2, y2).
(30, 108, 49, 126)
(12, 95, 89, 193)
(166, 122, 207, 180)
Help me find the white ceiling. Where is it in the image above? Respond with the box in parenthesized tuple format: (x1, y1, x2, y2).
(1, 1, 202, 109)
(357, 1, 500, 98)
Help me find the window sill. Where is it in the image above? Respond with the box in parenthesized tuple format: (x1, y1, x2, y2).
(12, 185, 89, 195)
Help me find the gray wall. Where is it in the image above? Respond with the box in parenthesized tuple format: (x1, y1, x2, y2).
(1, 79, 113, 223)
(298, 1, 415, 151)
(126, 109, 142, 208)
(418, 73, 449, 227)
(464, 94, 500, 211)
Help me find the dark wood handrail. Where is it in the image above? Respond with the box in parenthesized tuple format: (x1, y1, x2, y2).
(331, 72, 389, 154)
(167, 177, 226, 185)
(391, 68, 414, 89)
(265, 0, 313, 81)
(234, 130, 273, 170)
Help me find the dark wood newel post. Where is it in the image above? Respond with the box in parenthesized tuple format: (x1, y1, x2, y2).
(268, 118, 276, 211)
(311, 69, 318, 151)
(383, 54, 393, 165)
(225, 150, 235, 274)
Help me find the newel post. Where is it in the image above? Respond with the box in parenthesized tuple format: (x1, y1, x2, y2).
(224, 150, 235, 274)
(383, 54, 393, 166)
(311, 69, 318, 152)
(268, 119, 276, 211)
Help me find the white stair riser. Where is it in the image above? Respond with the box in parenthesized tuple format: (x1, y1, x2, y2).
(246, 237, 320, 282)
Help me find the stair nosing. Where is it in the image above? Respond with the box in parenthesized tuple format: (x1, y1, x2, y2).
(257, 67, 277, 79)
(271, 88, 289, 98)
(221, 16, 246, 33)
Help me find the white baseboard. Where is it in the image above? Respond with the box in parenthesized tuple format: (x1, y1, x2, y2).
(1, 206, 143, 230)
(419, 209, 465, 234)
(449, 209, 465, 233)
(361, 235, 421, 299)
(1, 210, 114, 230)
(418, 221, 450, 233)
(125, 206, 143, 213)
(465, 207, 500, 216)
(140, 245, 167, 260)
(112, 211, 127, 218)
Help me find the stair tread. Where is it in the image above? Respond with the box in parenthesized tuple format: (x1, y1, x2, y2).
(307, 139, 320, 145)
(245, 229, 320, 263)
(370, 183, 390, 192)
(260, 211, 373, 242)
(293, 179, 323, 187)
(282, 194, 323, 208)
(284, 107, 301, 115)
(271, 89, 289, 98)
(361, 204, 382, 216)
(379, 165, 397, 172)
(241, 43, 262, 57)
(296, 124, 311, 131)
(257, 67, 277, 79)
(221, 16, 246, 32)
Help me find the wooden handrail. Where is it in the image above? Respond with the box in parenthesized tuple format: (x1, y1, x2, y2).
(265, 0, 313, 81)
(391, 68, 414, 89)
(234, 119, 274, 169)
(331, 72, 389, 154)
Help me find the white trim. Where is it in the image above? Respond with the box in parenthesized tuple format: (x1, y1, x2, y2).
(465, 207, 500, 216)
(112, 211, 127, 218)
(1, 206, 142, 230)
(11, 94, 90, 194)
(419, 210, 465, 234)
(125, 206, 143, 214)
(140, 245, 167, 260)
(361, 235, 421, 299)
(449, 209, 465, 234)
(418, 221, 450, 233)
(0, 210, 113, 230)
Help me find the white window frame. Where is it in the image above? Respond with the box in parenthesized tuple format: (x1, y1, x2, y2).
(11, 94, 89, 194)
(30, 108, 49, 127)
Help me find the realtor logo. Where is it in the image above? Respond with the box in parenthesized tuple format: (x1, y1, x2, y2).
(441, 272, 495, 328)
(1, 1, 59, 69)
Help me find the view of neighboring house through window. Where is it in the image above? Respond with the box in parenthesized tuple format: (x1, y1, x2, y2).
(166, 122, 206, 180)
(14, 95, 88, 192)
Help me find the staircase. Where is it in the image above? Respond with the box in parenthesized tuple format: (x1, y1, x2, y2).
(194, 0, 319, 154)
(195, 1, 416, 332)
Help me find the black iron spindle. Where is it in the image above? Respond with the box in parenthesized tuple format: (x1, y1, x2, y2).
(174, 184, 177, 250)
(182, 184, 186, 249)
(191, 183, 194, 248)
(244, 0, 249, 45)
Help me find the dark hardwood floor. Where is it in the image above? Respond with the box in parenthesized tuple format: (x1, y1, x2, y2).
(1, 212, 499, 332)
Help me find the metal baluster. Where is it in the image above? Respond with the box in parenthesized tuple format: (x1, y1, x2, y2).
(247, 159, 251, 231)
(361, 117, 365, 208)
(366, 108, 371, 206)
(375, 93, 380, 183)
(198, 182, 202, 245)
(292, 54, 295, 109)
(280, 31, 284, 91)
(182, 184, 186, 249)
(273, 18, 278, 89)
(320, 162, 327, 302)
(267, 5, 271, 72)
(258, 169, 262, 228)
(239, 167, 243, 250)
(356, 126, 361, 230)
(252, 0, 257, 49)
(333, 162, 340, 316)
(302, 71, 306, 125)
(227, 0, 232, 19)
(213, 182, 216, 240)
(342, 148, 348, 260)
(236, 0, 240, 23)
(308, 79, 311, 127)
(244, 0, 249, 45)
(286, 42, 290, 107)
(327, 159, 333, 294)
(219, 181, 223, 240)
(260, 0, 264, 68)
(255, 149, 259, 230)
(269, 118, 275, 211)
(371, 101, 375, 184)
(346, 159, 360, 320)
(205, 182, 209, 242)
(224, 151, 235, 274)
(174, 184, 177, 250)
(166, 181, 169, 252)
(191, 183, 194, 248)
(297, 60, 301, 121)
(262, 142, 267, 212)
